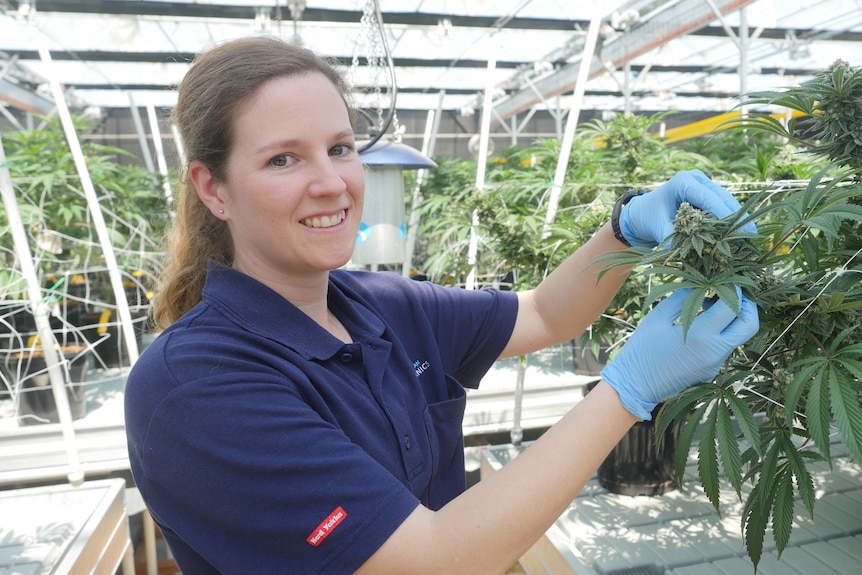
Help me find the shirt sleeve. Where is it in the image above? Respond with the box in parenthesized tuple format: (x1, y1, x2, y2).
(129, 334, 420, 575)
(338, 271, 520, 388)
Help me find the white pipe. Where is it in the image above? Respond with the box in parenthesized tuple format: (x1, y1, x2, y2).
(170, 123, 187, 169)
(38, 46, 140, 367)
(126, 92, 156, 177)
(146, 103, 174, 204)
(465, 58, 496, 291)
(0, 137, 84, 486)
(739, 6, 749, 116)
(543, 13, 603, 228)
(402, 91, 444, 278)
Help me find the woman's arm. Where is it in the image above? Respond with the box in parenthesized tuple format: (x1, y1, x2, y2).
(501, 221, 629, 359)
(500, 170, 756, 359)
(355, 380, 636, 575)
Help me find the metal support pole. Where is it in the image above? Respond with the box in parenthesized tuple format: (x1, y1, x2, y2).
(127, 92, 156, 178)
(465, 59, 496, 291)
(739, 6, 749, 115)
(543, 13, 603, 228)
(38, 46, 140, 367)
(146, 104, 173, 204)
(0, 137, 83, 486)
(623, 61, 632, 114)
(402, 90, 444, 278)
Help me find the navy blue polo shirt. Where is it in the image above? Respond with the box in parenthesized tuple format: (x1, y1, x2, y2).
(125, 262, 518, 574)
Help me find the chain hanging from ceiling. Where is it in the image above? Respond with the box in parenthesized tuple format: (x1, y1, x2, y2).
(349, 0, 400, 152)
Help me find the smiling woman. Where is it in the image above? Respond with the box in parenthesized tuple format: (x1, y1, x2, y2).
(189, 73, 365, 290)
(124, 35, 758, 575)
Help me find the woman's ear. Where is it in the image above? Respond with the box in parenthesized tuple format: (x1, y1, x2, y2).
(189, 160, 228, 219)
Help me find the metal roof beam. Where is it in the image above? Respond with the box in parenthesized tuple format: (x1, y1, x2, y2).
(9, 0, 589, 31)
(0, 77, 54, 115)
(490, 0, 758, 122)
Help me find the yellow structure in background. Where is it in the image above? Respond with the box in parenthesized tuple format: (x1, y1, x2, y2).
(590, 109, 809, 149)
(660, 109, 808, 144)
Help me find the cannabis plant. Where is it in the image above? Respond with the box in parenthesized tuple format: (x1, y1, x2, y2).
(0, 115, 168, 300)
(600, 60, 862, 569)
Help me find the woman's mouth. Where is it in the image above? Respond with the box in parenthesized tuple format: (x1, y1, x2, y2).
(301, 209, 346, 229)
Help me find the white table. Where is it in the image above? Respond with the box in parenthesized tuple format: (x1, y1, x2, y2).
(0, 478, 134, 575)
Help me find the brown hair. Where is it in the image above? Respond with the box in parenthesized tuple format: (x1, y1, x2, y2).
(153, 36, 353, 329)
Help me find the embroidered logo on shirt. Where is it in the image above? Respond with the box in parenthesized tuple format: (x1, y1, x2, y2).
(413, 359, 431, 376)
(306, 506, 348, 547)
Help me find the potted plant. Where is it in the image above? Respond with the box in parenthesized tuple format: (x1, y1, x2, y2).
(0, 114, 167, 423)
(597, 59, 862, 568)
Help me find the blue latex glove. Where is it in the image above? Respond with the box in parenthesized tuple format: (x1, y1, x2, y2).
(600, 287, 759, 420)
(619, 170, 756, 247)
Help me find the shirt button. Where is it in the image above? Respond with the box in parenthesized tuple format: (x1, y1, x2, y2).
(403, 435, 411, 450)
(339, 352, 353, 363)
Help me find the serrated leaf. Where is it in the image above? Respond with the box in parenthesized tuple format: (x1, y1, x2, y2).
(680, 288, 708, 342)
(772, 463, 795, 556)
(692, 234, 705, 256)
(725, 391, 762, 457)
(838, 357, 862, 382)
(698, 403, 721, 511)
(785, 445, 816, 518)
(828, 366, 862, 463)
(742, 482, 769, 570)
(804, 367, 833, 463)
(716, 399, 744, 495)
(712, 283, 742, 314)
(674, 401, 711, 486)
(656, 383, 716, 435)
(639, 281, 694, 313)
(758, 442, 781, 509)
(784, 361, 823, 426)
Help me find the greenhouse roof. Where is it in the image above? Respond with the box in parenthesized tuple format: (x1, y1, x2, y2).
(1, 0, 861, 121)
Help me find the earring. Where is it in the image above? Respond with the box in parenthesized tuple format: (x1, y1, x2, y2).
(219, 209, 224, 215)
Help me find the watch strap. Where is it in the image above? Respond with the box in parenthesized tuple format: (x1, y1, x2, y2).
(611, 188, 649, 246)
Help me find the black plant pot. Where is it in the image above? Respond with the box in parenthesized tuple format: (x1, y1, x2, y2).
(571, 333, 612, 376)
(11, 344, 89, 426)
(584, 381, 683, 496)
(80, 309, 148, 368)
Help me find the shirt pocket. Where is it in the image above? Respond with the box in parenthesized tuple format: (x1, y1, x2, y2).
(422, 374, 468, 510)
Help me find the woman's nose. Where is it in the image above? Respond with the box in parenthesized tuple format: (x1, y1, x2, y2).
(307, 155, 348, 196)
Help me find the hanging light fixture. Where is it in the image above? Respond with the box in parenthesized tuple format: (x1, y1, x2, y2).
(353, 139, 436, 266)
(350, 0, 436, 267)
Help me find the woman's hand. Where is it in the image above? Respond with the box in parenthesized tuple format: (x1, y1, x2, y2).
(619, 169, 756, 247)
(600, 286, 759, 420)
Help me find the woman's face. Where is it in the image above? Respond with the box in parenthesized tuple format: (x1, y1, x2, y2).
(195, 72, 365, 284)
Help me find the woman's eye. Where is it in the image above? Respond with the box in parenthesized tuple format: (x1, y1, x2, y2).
(270, 154, 295, 168)
(330, 144, 352, 157)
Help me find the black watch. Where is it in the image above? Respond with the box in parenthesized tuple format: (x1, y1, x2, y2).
(611, 188, 649, 246)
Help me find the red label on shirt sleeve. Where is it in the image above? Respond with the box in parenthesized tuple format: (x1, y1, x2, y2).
(306, 506, 348, 547)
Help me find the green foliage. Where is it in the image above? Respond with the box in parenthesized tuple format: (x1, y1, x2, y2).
(582, 111, 713, 185)
(721, 59, 862, 173)
(0, 115, 167, 306)
(602, 61, 862, 570)
(1, 116, 169, 257)
(681, 129, 825, 182)
(413, 112, 711, 294)
(412, 137, 616, 289)
(411, 66, 862, 569)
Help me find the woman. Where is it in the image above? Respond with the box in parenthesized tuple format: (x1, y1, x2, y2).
(125, 36, 758, 574)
